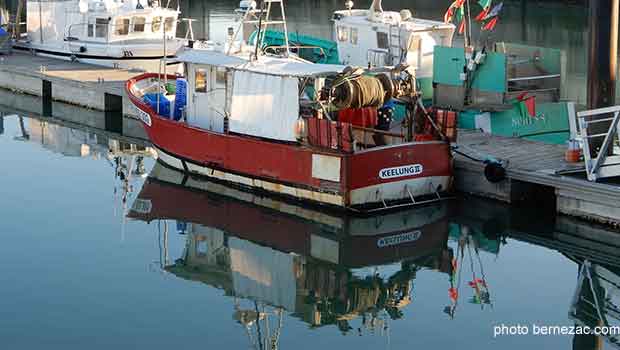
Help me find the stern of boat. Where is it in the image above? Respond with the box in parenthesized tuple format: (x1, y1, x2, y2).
(345, 141, 452, 210)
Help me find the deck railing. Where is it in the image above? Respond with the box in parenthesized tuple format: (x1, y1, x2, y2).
(303, 117, 406, 153)
(577, 105, 620, 181)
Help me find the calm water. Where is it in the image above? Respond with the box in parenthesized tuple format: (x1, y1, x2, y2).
(1, 1, 619, 348)
(1, 110, 620, 349)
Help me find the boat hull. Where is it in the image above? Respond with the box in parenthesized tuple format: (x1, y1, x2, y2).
(127, 74, 453, 211)
(14, 41, 184, 72)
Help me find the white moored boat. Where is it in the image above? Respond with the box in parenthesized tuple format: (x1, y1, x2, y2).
(16, 0, 189, 72)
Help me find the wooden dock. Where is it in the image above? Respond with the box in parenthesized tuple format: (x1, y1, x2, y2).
(455, 130, 620, 225)
(0, 51, 140, 118)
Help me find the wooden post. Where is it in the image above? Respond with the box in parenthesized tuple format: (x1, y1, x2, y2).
(587, 0, 619, 152)
(588, 0, 618, 108)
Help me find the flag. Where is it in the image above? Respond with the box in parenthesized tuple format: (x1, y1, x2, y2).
(475, 0, 492, 21)
(478, 0, 492, 8)
(482, 16, 498, 31)
(444, 0, 468, 35)
(475, 7, 490, 21)
(444, 0, 465, 23)
(480, 2, 503, 31)
(484, 2, 504, 20)
(444, 7, 454, 23)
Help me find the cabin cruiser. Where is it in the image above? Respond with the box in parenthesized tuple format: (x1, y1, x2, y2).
(15, 0, 188, 71)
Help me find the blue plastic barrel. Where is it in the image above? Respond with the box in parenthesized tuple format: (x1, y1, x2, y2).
(173, 78, 187, 121)
(143, 93, 170, 118)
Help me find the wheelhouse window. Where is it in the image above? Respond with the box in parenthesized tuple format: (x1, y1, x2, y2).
(377, 32, 389, 49)
(164, 17, 175, 33)
(95, 18, 108, 38)
(337, 26, 348, 42)
(133, 17, 146, 32)
(152, 16, 162, 32)
(216, 67, 227, 86)
(115, 18, 130, 35)
(350, 28, 358, 45)
(195, 68, 207, 93)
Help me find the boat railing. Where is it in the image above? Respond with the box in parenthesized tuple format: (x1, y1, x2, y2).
(263, 44, 329, 62)
(367, 48, 390, 67)
(303, 117, 406, 153)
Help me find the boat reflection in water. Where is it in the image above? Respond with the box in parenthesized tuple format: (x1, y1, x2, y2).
(128, 162, 455, 342)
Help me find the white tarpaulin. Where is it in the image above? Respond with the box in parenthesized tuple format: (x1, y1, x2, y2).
(229, 237, 296, 310)
(229, 70, 299, 142)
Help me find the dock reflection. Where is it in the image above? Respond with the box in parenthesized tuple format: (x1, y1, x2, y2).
(127, 160, 620, 349)
(129, 162, 455, 342)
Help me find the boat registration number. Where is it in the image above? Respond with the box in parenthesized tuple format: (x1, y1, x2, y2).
(137, 108, 152, 127)
(377, 231, 422, 248)
(379, 164, 423, 179)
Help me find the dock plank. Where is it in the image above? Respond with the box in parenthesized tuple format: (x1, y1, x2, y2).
(455, 129, 620, 224)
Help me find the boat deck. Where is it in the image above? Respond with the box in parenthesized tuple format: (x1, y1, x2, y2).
(455, 129, 620, 225)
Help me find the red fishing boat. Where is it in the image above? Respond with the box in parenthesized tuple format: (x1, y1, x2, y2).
(126, 48, 454, 212)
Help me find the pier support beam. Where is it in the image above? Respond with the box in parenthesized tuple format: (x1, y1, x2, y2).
(104, 93, 123, 134)
(587, 0, 619, 151)
(42, 80, 52, 117)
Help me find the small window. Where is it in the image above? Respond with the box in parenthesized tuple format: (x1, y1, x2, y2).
(95, 18, 108, 38)
(164, 17, 175, 33)
(337, 26, 348, 42)
(115, 18, 130, 35)
(377, 32, 389, 49)
(350, 28, 358, 45)
(152, 16, 162, 32)
(216, 67, 227, 86)
(195, 68, 207, 93)
(88, 23, 94, 37)
(133, 17, 146, 32)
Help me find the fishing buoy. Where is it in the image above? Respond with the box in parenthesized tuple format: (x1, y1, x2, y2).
(484, 161, 506, 183)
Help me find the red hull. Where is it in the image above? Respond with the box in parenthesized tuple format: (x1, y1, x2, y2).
(127, 73, 453, 210)
(129, 172, 451, 268)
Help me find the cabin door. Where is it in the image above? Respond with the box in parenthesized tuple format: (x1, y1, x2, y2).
(189, 65, 226, 132)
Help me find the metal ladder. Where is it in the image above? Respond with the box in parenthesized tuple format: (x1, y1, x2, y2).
(387, 24, 402, 65)
(577, 105, 620, 181)
(243, 0, 291, 58)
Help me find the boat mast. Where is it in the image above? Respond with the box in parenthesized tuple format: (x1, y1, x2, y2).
(252, 0, 290, 59)
(38, 0, 43, 43)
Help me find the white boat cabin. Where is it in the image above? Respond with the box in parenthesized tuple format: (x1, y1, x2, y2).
(333, 0, 455, 78)
(26, 0, 181, 58)
(27, 0, 179, 44)
(177, 50, 344, 142)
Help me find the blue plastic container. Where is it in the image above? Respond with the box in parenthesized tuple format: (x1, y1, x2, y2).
(143, 93, 170, 118)
(173, 78, 187, 121)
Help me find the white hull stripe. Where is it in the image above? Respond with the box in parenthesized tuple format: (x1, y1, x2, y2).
(155, 146, 345, 207)
(349, 176, 451, 206)
(155, 147, 448, 208)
